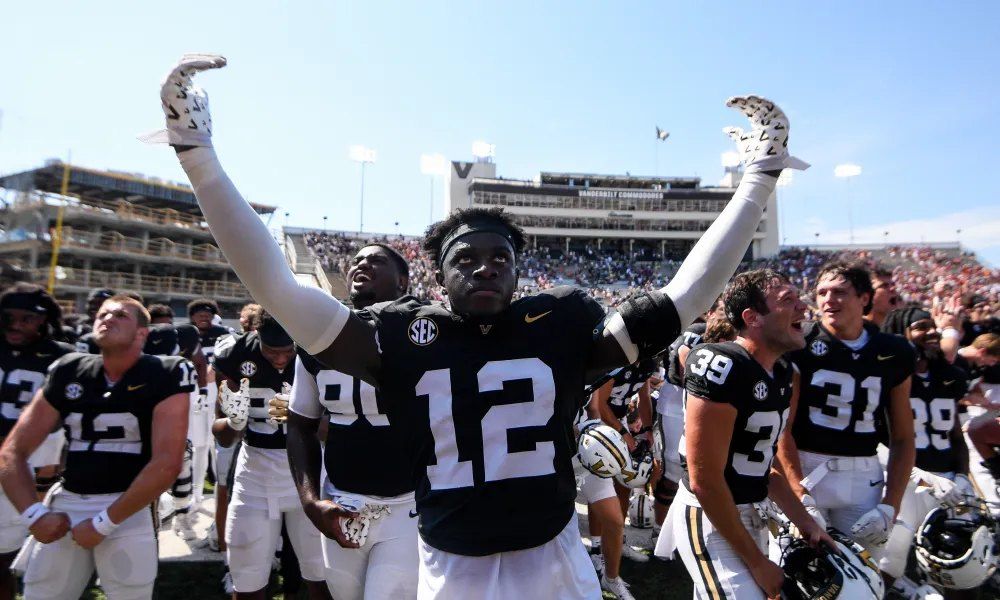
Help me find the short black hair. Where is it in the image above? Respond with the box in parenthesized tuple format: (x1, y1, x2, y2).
(362, 243, 410, 282)
(881, 306, 932, 337)
(187, 297, 220, 316)
(422, 207, 526, 265)
(256, 311, 293, 347)
(123, 291, 145, 305)
(0, 283, 63, 339)
(722, 269, 789, 331)
(817, 260, 874, 314)
(147, 304, 174, 320)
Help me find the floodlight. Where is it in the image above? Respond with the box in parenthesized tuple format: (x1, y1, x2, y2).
(349, 145, 377, 163)
(471, 141, 495, 159)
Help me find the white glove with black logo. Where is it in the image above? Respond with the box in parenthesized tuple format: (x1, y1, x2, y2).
(140, 53, 227, 147)
(932, 473, 976, 507)
(220, 378, 250, 431)
(850, 503, 895, 547)
(267, 382, 291, 424)
(724, 95, 810, 173)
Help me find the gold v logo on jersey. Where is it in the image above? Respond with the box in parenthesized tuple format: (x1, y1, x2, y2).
(127, 384, 145, 392)
(524, 311, 552, 324)
(877, 354, 894, 361)
(479, 324, 493, 335)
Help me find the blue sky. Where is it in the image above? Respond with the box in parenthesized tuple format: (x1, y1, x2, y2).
(2, 1, 998, 264)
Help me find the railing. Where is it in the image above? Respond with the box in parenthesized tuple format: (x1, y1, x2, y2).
(285, 234, 298, 269)
(313, 257, 333, 295)
(30, 268, 249, 301)
(7, 191, 210, 232)
(59, 227, 227, 265)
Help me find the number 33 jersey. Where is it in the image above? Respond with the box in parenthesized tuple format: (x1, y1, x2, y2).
(681, 342, 793, 504)
(363, 286, 614, 555)
(42, 353, 196, 494)
(788, 322, 914, 457)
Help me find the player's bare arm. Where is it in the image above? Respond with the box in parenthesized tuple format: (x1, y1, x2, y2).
(587, 95, 808, 379)
(882, 377, 916, 513)
(766, 467, 834, 550)
(0, 391, 71, 544)
(143, 55, 381, 383)
(775, 370, 807, 498)
(71, 392, 188, 549)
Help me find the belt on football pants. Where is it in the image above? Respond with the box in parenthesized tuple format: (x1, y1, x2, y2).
(799, 454, 880, 493)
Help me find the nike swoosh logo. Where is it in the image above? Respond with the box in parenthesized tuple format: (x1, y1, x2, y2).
(524, 311, 552, 324)
(943, 380, 955, 386)
(869, 480, 883, 487)
(127, 384, 145, 391)
(408, 510, 418, 519)
(36, 353, 51, 357)
(877, 355, 894, 361)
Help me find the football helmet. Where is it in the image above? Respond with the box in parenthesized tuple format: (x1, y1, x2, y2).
(578, 420, 631, 479)
(915, 500, 999, 590)
(616, 439, 655, 489)
(780, 530, 884, 599)
(628, 492, 655, 529)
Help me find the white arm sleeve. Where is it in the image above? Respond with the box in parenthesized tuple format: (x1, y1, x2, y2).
(664, 171, 777, 327)
(177, 147, 350, 354)
(289, 357, 323, 419)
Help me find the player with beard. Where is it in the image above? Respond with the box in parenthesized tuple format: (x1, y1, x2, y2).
(212, 313, 328, 599)
(188, 298, 232, 361)
(145, 54, 808, 598)
(664, 270, 832, 599)
(775, 261, 916, 559)
(287, 243, 417, 600)
(0, 284, 74, 600)
(0, 295, 191, 599)
(879, 308, 976, 598)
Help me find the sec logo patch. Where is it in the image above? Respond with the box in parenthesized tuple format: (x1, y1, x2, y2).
(240, 361, 258, 377)
(408, 317, 438, 346)
(810, 340, 828, 357)
(753, 381, 769, 401)
(65, 382, 84, 401)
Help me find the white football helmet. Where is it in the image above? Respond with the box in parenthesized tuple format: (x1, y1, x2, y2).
(915, 501, 999, 590)
(577, 420, 630, 479)
(628, 492, 655, 529)
(780, 530, 885, 599)
(616, 439, 655, 489)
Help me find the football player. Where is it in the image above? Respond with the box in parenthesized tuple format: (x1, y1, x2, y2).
(287, 243, 417, 599)
(0, 284, 74, 600)
(0, 295, 192, 599)
(668, 270, 832, 599)
(879, 308, 976, 598)
(864, 267, 899, 330)
(188, 298, 232, 361)
(146, 54, 807, 598)
(212, 313, 327, 599)
(776, 261, 916, 557)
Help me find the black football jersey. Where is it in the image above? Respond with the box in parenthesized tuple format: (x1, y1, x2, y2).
(363, 286, 654, 555)
(297, 352, 414, 498)
(198, 325, 233, 362)
(42, 353, 196, 494)
(74, 333, 99, 354)
(666, 323, 707, 387)
(911, 362, 968, 473)
(0, 338, 75, 437)
(144, 323, 201, 358)
(214, 332, 294, 450)
(680, 342, 793, 504)
(604, 358, 658, 419)
(788, 322, 915, 457)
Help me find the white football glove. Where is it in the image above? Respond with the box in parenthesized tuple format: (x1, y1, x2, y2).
(267, 382, 291, 424)
(932, 473, 976, 507)
(850, 503, 895, 547)
(220, 378, 250, 431)
(139, 53, 227, 147)
(799, 494, 827, 532)
(724, 95, 810, 173)
(341, 504, 390, 547)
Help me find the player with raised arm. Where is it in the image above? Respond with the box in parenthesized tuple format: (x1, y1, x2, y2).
(0, 296, 192, 599)
(664, 270, 832, 599)
(144, 54, 807, 598)
(287, 243, 418, 599)
(775, 261, 916, 560)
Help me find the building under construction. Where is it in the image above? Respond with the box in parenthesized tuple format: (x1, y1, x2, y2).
(0, 160, 275, 317)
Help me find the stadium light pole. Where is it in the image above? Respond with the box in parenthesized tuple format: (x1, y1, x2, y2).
(349, 145, 377, 233)
(420, 153, 449, 225)
(834, 164, 862, 244)
(472, 140, 495, 162)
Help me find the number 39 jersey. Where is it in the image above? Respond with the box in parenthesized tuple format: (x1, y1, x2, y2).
(213, 332, 294, 450)
(42, 352, 196, 494)
(293, 352, 414, 498)
(0, 338, 75, 437)
(681, 342, 793, 504)
(910, 362, 968, 473)
(364, 286, 631, 556)
(788, 322, 915, 457)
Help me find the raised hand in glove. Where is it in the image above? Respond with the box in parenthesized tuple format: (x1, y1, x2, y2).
(220, 378, 250, 431)
(268, 382, 291, 424)
(724, 95, 809, 173)
(850, 503, 895, 547)
(139, 53, 227, 147)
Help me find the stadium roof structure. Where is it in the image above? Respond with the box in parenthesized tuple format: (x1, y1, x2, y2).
(0, 161, 276, 215)
(538, 171, 703, 190)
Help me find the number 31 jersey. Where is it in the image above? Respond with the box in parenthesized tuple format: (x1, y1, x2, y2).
(788, 322, 914, 457)
(42, 353, 196, 494)
(364, 286, 627, 556)
(681, 342, 793, 504)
